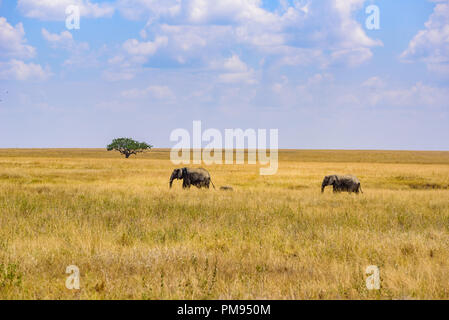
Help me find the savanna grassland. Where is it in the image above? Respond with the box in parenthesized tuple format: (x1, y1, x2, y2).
(1, 148, 449, 299)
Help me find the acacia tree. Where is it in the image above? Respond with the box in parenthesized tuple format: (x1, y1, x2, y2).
(107, 138, 153, 158)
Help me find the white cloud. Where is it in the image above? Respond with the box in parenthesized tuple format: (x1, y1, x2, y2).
(270, 74, 449, 111)
(276, 47, 326, 68)
(325, 77, 449, 109)
(103, 36, 168, 81)
(222, 54, 247, 72)
(306, 73, 333, 86)
(366, 82, 449, 108)
(17, 0, 114, 21)
(362, 76, 385, 88)
(157, 24, 233, 65)
(123, 36, 168, 57)
(331, 47, 373, 67)
(42, 28, 73, 44)
(0, 17, 49, 81)
(182, 0, 277, 25)
(121, 85, 175, 99)
(117, 0, 180, 21)
(0, 59, 51, 81)
(9, 1, 383, 84)
(216, 54, 256, 84)
(116, 0, 381, 69)
(273, 0, 382, 67)
(160, 25, 208, 52)
(401, 1, 449, 74)
(41, 28, 96, 70)
(108, 55, 125, 65)
(0, 17, 35, 59)
(334, 0, 382, 48)
(117, 0, 275, 25)
(42, 28, 89, 51)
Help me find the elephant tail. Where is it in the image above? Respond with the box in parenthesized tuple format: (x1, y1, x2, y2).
(210, 179, 216, 189)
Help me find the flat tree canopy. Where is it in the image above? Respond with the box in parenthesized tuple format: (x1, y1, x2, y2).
(107, 138, 153, 158)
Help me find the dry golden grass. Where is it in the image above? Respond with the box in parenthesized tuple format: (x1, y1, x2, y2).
(0, 148, 449, 299)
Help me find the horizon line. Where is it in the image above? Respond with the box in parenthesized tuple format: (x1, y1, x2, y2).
(1, 147, 449, 152)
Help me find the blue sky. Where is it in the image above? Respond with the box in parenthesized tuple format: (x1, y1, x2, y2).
(0, 0, 448, 149)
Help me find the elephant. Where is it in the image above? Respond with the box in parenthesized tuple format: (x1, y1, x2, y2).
(220, 186, 233, 191)
(321, 175, 363, 194)
(169, 167, 215, 189)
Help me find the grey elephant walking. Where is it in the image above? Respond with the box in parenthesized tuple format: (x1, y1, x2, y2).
(321, 175, 363, 194)
(169, 167, 215, 189)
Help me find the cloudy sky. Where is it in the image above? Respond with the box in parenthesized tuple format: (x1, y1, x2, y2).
(0, 0, 448, 149)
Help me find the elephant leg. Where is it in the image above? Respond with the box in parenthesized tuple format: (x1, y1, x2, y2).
(183, 178, 191, 189)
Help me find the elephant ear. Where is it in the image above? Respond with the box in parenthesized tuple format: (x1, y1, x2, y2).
(182, 167, 188, 178)
(329, 175, 337, 185)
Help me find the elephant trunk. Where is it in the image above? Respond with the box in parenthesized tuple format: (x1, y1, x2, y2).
(169, 174, 175, 188)
(321, 181, 326, 193)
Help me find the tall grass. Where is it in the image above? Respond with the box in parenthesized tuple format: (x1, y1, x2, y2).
(0, 149, 448, 299)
